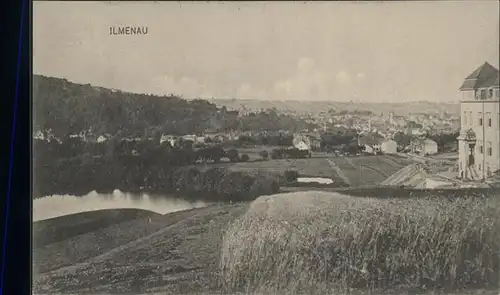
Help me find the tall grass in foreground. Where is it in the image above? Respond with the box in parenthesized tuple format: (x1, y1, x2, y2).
(220, 192, 500, 294)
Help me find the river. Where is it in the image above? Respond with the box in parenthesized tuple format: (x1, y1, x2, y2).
(33, 189, 209, 222)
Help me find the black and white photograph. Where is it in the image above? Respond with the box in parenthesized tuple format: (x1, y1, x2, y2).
(32, 1, 500, 294)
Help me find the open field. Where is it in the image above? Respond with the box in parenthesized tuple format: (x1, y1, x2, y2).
(33, 189, 500, 294)
(431, 152, 459, 161)
(327, 155, 413, 186)
(194, 154, 418, 188)
(195, 157, 343, 180)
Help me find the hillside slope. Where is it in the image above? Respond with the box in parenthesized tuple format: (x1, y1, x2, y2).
(33, 189, 499, 294)
(33, 75, 236, 137)
(33, 203, 248, 293)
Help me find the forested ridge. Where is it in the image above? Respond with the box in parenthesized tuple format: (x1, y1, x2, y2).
(33, 75, 314, 139)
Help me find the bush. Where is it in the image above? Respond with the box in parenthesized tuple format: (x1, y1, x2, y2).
(271, 148, 283, 159)
(259, 150, 269, 160)
(220, 192, 500, 294)
(240, 154, 250, 162)
(225, 148, 239, 162)
(284, 170, 299, 183)
(285, 147, 309, 159)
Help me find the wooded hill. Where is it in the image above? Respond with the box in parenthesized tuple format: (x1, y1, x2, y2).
(33, 75, 314, 139)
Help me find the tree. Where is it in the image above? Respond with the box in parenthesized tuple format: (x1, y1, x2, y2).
(226, 148, 239, 162)
(240, 154, 250, 162)
(344, 143, 361, 155)
(32, 75, 240, 139)
(284, 170, 299, 183)
(271, 148, 284, 159)
(259, 150, 269, 160)
(393, 131, 412, 147)
(209, 146, 226, 163)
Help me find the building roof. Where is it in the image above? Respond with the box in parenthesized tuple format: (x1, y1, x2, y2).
(358, 133, 385, 146)
(411, 138, 437, 146)
(460, 62, 499, 90)
(381, 139, 397, 144)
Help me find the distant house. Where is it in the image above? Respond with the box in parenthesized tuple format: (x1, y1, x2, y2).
(228, 133, 240, 141)
(85, 133, 99, 143)
(380, 139, 398, 154)
(406, 127, 426, 137)
(205, 133, 229, 143)
(160, 135, 177, 147)
(195, 136, 206, 144)
(410, 138, 438, 155)
(303, 132, 322, 150)
(181, 134, 197, 142)
(358, 133, 385, 154)
(389, 112, 407, 127)
(97, 135, 107, 143)
(292, 134, 312, 151)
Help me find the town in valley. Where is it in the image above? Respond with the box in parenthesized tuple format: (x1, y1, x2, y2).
(34, 62, 499, 190)
(33, 2, 500, 295)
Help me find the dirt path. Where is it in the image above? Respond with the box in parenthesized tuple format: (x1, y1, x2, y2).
(326, 158, 351, 185)
(379, 155, 406, 169)
(359, 164, 389, 178)
(344, 156, 357, 169)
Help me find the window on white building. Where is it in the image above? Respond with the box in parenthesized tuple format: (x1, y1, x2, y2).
(487, 112, 492, 127)
(479, 145, 484, 154)
(487, 141, 492, 156)
(478, 112, 483, 126)
(469, 112, 473, 125)
(464, 111, 467, 125)
(481, 89, 487, 100)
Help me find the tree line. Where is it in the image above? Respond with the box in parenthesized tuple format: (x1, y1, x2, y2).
(33, 75, 315, 139)
(33, 138, 308, 200)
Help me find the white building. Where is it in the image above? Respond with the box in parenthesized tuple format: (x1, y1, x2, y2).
(358, 133, 384, 154)
(292, 134, 312, 151)
(410, 138, 438, 155)
(380, 139, 398, 154)
(457, 62, 500, 180)
(97, 135, 107, 143)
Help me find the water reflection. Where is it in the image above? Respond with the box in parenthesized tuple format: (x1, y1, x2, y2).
(33, 189, 209, 222)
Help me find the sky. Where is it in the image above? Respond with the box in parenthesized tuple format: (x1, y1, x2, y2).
(33, 1, 499, 103)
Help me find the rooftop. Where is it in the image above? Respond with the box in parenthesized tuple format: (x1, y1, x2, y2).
(459, 62, 499, 90)
(358, 132, 385, 146)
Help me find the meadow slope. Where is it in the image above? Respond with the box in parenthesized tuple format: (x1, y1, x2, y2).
(33, 190, 500, 295)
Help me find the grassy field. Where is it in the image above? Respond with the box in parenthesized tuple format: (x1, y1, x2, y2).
(327, 155, 417, 187)
(221, 192, 500, 295)
(33, 208, 160, 247)
(194, 153, 416, 188)
(196, 157, 343, 180)
(33, 189, 500, 295)
(33, 203, 249, 294)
